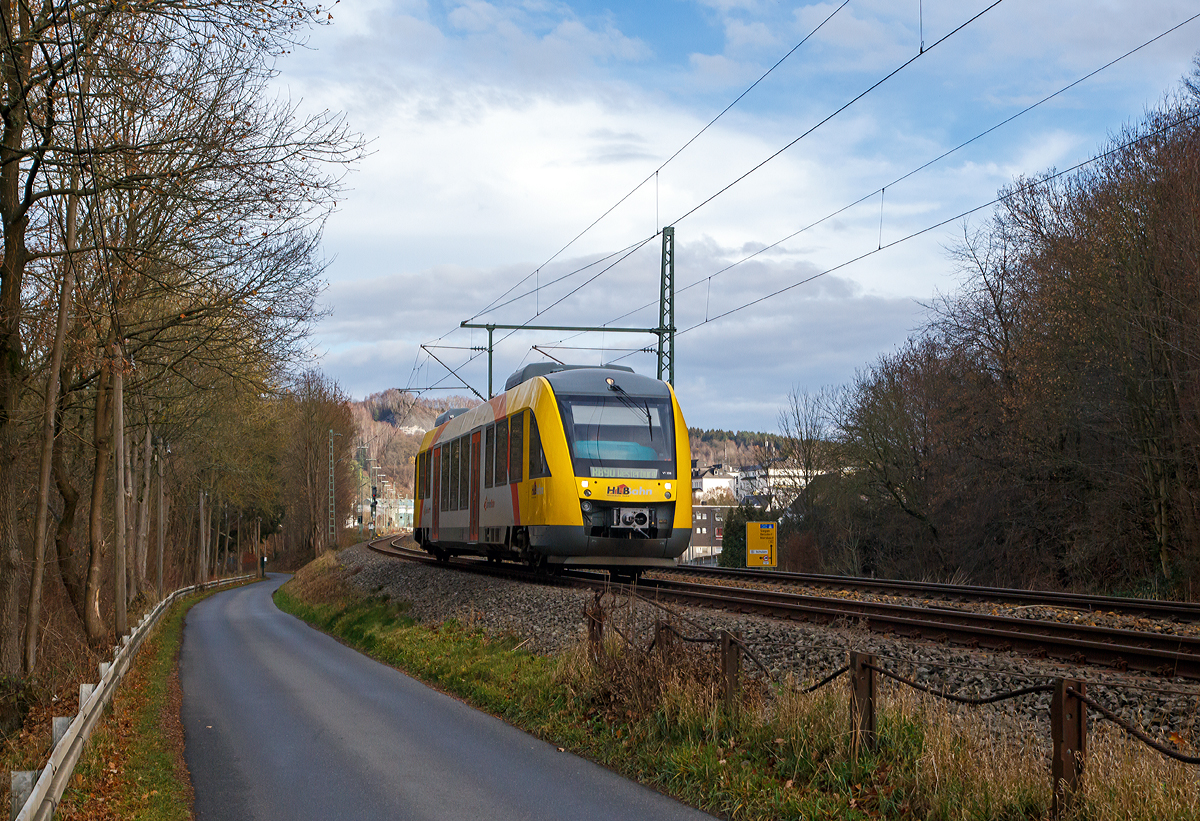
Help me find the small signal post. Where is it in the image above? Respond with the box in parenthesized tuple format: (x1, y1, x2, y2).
(746, 521, 777, 568)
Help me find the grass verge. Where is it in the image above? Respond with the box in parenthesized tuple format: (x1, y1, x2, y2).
(51, 587, 233, 821)
(277, 553, 1200, 821)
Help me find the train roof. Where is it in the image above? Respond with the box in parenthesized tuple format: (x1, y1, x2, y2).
(433, 407, 471, 427)
(542, 366, 671, 399)
(504, 362, 634, 391)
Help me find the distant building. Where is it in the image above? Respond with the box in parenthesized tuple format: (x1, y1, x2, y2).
(684, 505, 732, 565)
(355, 497, 415, 531)
(734, 464, 807, 507)
(691, 462, 737, 501)
(395, 498, 414, 528)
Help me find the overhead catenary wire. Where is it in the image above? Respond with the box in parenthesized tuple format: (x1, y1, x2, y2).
(463, 0, 850, 326)
(415, 5, 1200, 396)
(597, 105, 1200, 364)
(409, 1, 999, 392)
(479, 0, 1009, 357)
(663, 0, 1007, 230)
(591, 9, 1200, 336)
(405, 236, 656, 389)
(411, 4, 1195, 397)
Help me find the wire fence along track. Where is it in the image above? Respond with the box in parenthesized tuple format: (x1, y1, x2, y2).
(591, 587, 1200, 821)
(640, 576, 1200, 680)
(606, 589, 1200, 819)
(668, 564, 1200, 622)
(368, 540, 1200, 817)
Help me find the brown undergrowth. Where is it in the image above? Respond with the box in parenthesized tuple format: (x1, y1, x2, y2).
(3, 579, 249, 820)
(0, 577, 149, 815)
(285, 549, 353, 606)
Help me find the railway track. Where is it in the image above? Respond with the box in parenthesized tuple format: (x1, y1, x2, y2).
(369, 538, 1200, 681)
(663, 564, 1200, 623)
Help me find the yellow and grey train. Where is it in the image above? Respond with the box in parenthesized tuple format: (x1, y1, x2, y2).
(413, 363, 691, 578)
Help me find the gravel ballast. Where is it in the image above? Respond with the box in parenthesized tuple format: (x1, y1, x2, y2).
(337, 542, 1200, 749)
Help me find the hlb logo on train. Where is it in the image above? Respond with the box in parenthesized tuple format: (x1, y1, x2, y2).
(607, 484, 651, 496)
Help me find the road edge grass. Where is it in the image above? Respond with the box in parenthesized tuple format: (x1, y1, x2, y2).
(275, 553, 1063, 821)
(54, 584, 247, 821)
(273, 583, 928, 819)
(278, 551, 1200, 821)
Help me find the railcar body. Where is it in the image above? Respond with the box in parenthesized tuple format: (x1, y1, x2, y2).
(413, 364, 691, 574)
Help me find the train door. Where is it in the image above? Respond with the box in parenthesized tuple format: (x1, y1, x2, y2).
(431, 446, 441, 541)
(469, 431, 481, 542)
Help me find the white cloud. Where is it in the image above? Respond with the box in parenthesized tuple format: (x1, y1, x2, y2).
(723, 19, 777, 52)
(269, 0, 1200, 434)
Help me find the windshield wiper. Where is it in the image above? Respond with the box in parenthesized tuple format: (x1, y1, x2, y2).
(606, 378, 653, 442)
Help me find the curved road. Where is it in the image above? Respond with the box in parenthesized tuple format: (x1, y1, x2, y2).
(182, 573, 713, 820)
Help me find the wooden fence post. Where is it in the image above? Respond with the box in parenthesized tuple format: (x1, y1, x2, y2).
(1051, 678, 1086, 819)
(654, 619, 674, 663)
(585, 596, 604, 661)
(849, 651, 877, 761)
(720, 630, 741, 713)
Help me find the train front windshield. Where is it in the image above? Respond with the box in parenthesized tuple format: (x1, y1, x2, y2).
(557, 395, 676, 480)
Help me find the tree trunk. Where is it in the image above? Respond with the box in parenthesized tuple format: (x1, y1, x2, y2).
(0, 1, 34, 678)
(156, 438, 164, 598)
(23, 175, 80, 672)
(135, 426, 151, 593)
(85, 337, 115, 645)
(52, 420, 84, 625)
(122, 411, 136, 603)
(113, 343, 127, 636)
(197, 489, 206, 584)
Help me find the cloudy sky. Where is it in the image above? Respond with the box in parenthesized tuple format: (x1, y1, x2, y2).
(273, 0, 1200, 432)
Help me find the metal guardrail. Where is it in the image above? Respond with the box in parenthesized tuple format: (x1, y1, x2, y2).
(10, 574, 256, 821)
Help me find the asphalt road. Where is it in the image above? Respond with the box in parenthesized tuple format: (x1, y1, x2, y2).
(181, 573, 714, 820)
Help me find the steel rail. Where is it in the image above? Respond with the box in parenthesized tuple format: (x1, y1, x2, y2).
(638, 577, 1200, 680)
(368, 539, 1200, 680)
(368, 538, 608, 586)
(667, 565, 1200, 622)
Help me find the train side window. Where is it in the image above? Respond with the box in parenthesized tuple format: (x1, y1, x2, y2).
(422, 451, 431, 500)
(450, 437, 461, 511)
(509, 411, 524, 484)
(460, 436, 469, 509)
(495, 416, 508, 485)
(415, 451, 423, 501)
(461, 435, 471, 507)
(529, 413, 551, 478)
(440, 446, 450, 512)
(484, 425, 495, 489)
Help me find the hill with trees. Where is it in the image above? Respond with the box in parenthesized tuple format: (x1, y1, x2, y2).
(688, 429, 786, 470)
(351, 391, 480, 498)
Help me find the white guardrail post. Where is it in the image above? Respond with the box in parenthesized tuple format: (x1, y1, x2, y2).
(10, 574, 255, 821)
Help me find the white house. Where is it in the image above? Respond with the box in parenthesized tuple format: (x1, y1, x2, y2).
(691, 463, 737, 500)
(734, 464, 809, 507)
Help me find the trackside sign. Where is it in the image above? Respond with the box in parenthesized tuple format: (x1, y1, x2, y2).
(746, 522, 777, 568)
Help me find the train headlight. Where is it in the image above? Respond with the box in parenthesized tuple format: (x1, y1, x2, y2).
(581, 500, 593, 513)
